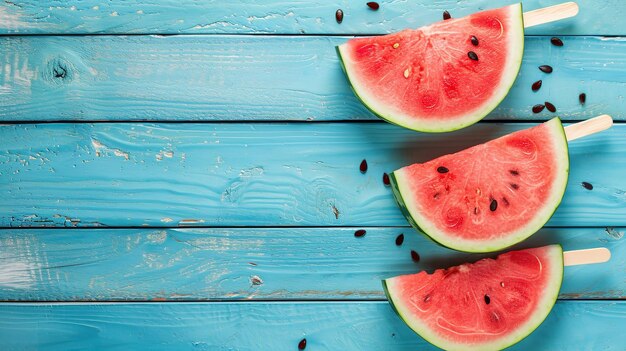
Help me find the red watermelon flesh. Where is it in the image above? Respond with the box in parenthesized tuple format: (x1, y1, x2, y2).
(383, 245, 563, 351)
(337, 4, 524, 132)
(391, 118, 569, 253)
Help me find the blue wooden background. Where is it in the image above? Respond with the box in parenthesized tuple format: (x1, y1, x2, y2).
(0, 1, 625, 350)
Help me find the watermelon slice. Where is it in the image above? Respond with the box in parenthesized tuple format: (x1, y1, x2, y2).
(391, 118, 568, 253)
(384, 245, 563, 351)
(337, 4, 524, 132)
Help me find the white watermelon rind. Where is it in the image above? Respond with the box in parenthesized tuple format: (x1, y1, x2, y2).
(390, 118, 569, 253)
(336, 3, 525, 133)
(382, 245, 564, 351)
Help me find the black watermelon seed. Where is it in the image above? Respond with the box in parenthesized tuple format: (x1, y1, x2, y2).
(335, 9, 344, 23)
(437, 166, 449, 173)
(510, 183, 519, 190)
(582, 181, 593, 190)
(473, 207, 479, 215)
(468, 51, 478, 61)
(411, 250, 420, 262)
(545, 101, 556, 113)
(539, 65, 553, 73)
(551, 37, 564, 46)
(470, 35, 479, 46)
(395, 233, 405, 246)
(484, 294, 491, 304)
(579, 93, 586, 105)
(366, 2, 380, 10)
(443, 10, 451, 20)
(354, 229, 366, 237)
(531, 80, 542, 92)
(382, 172, 390, 186)
(509, 170, 519, 176)
(490, 199, 498, 211)
(359, 159, 368, 173)
(298, 338, 307, 350)
(532, 104, 545, 113)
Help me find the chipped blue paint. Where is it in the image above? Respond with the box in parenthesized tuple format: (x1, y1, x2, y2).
(0, 35, 624, 121)
(0, 0, 624, 35)
(0, 227, 622, 301)
(1, 122, 624, 227)
(0, 301, 624, 350)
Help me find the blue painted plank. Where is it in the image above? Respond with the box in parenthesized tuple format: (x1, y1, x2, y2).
(0, 301, 624, 350)
(0, 0, 624, 35)
(0, 227, 622, 301)
(1, 122, 625, 227)
(0, 35, 624, 122)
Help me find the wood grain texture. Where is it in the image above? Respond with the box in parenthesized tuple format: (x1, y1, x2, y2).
(2, 122, 625, 228)
(0, 35, 624, 122)
(0, 301, 624, 350)
(0, 227, 622, 301)
(0, 0, 623, 35)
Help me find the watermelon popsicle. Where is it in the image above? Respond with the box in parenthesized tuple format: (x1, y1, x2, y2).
(390, 115, 613, 253)
(383, 245, 611, 351)
(337, 2, 579, 133)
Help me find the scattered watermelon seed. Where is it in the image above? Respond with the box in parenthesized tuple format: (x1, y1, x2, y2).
(468, 51, 478, 61)
(298, 338, 307, 350)
(531, 80, 542, 92)
(500, 281, 505, 287)
(443, 10, 451, 20)
(392, 43, 400, 49)
(510, 183, 519, 190)
(354, 229, 366, 237)
(335, 9, 344, 23)
(383, 172, 390, 186)
(490, 199, 498, 212)
(360, 159, 368, 173)
(411, 250, 420, 262)
(582, 181, 593, 190)
(539, 65, 553, 73)
(509, 170, 519, 176)
(484, 294, 491, 305)
(579, 93, 586, 105)
(366, 2, 380, 10)
(433, 192, 440, 199)
(395, 233, 404, 246)
(470, 35, 479, 46)
(437, 166, 449, 173)
(532, 104, 545, 114)
(473, 207, 478, 215)
(404, 68, 410, 78)
(551, 37, 564, 46)
(423, 294, 431, 302)
(545, 101, 556, 113)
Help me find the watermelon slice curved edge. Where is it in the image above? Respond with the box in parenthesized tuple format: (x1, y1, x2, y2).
(383, 245, 564, 351)
(337, 4, 525, 133)
(390, 118, 569, 253)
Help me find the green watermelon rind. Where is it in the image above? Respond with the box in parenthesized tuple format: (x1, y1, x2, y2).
(382, 244, 564, 351)
(336, 4, 525, 133)
(390, 118, 569, 253)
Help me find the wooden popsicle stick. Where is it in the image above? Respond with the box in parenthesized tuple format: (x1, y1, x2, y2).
(563, 248, 611, 266)
(564, 114, 613, 141)
(523, 2, 579, 28)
